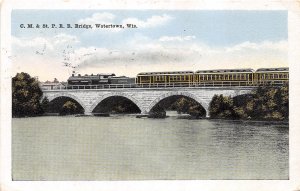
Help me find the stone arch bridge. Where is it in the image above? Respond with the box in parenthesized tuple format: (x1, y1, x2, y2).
(42, 87, 254, 117)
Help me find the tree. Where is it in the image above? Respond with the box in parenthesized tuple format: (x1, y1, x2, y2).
(188, 104, 206, 117)
(166, 97, 206, 117)
(59, 101, 78, 115)
(41, 97, 49, 112)
(53, 78, 59, 83)
(172, 97, 192, 113)
(12, 72, 44, 117)
(148, 104, 166, 118)
(209, 94, 235, 119)
(250, 85, 288, 120)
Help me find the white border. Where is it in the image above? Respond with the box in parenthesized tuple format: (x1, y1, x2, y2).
(1, 0, 300, 191)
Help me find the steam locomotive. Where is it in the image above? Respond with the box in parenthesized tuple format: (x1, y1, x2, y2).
(67, 73, 135, 85)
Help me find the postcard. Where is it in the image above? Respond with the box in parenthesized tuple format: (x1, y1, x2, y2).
(1, 0, 300, 191)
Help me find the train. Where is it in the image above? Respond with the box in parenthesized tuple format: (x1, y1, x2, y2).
(136, 67, 289, 86)
(67, 67, 289, 87)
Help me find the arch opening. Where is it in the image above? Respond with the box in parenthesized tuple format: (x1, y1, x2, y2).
(92, 96, 141, 114)
(149, 95, 207, 118)
(45, 96, 84, 115)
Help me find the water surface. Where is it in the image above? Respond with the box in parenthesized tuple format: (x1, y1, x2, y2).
(12, 116, 288, 180)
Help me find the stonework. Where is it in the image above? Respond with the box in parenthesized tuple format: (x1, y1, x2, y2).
(42, 87, 254, 117)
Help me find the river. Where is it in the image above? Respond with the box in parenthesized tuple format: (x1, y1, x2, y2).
(12, 115, 288, 180)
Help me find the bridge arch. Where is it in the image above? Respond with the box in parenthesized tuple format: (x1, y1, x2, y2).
(45, 93, 87, 112)
(89, 92, 144, 114)
(146, 91, 210, 117)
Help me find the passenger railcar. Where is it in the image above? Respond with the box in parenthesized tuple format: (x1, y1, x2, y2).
(195, 69, 254, 86)
(254, 67, 289, 86)
(136, 71, 194, 85)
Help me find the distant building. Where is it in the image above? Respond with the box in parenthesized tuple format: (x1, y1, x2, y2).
(39, 79, 66, 90)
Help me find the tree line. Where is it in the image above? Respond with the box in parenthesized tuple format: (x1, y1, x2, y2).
(209, 85, 288, 121)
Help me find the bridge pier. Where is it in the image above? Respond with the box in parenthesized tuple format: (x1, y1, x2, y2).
(140, 110, 149, 115)
(84, 111, 93, 116)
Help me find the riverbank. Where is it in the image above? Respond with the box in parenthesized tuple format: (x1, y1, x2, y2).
(12, 114, 289, 125)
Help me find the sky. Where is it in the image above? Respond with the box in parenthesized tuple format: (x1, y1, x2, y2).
(11, 10, 287, 81)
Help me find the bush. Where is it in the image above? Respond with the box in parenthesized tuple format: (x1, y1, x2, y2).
(41, 97, 49, 112)
(59, 101, 80, 115)
(209, 94, 235, 119)
(169, 97, 206, 117)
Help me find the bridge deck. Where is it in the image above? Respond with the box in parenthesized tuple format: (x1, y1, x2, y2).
(41, 81, 286, 91)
